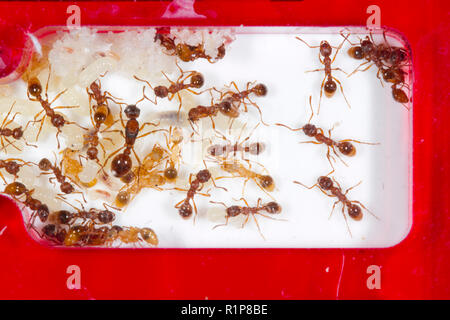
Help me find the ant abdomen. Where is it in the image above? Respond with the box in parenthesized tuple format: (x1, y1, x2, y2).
(324, 80, 337, 97)
(259, 175, 274, 191)
(348, 204, 363, 221)
(248, 142, 265, 155)
(164, 167, 178, 181)
(226, 205, 242, 217)
(27, 78, 42, 97)
(265, 201, 281, 214)
(338, 141, 356, 156)
(5, 181, 27, 196)
(348, 46, 364, 59)
(179, 202, 193, 218)
(190, 72, 204, 88)
(111, 153, 133, 178)
(392, 86, 409, 103)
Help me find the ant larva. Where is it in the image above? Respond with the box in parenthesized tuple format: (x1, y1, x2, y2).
(296, 35, 351, 113)
(294, 174, 378, 236)
(210, 198, 283, 240)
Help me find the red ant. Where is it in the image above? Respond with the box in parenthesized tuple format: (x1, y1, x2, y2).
(188, 97, 240, 133)
(210, 198, 283, 240)
(102, 102, 163, 178)
(26, 70, 85, 148)
(0, 102, 36, 153)
(213, 81, 268, 124)
(37, 156, 85, 200)
(276, 97, 378, 167)
(296, 35, 351, 113)
(86, 79, 119, 130)
(294, 174, 378, 236)
(134, 63, 206, 114)
(207, 123, 265, 160)
(3, 181, 50, 229)
(154, 27, 226, 63)
(344, 32, 411, 107)
(174, 163, 225, 220)
(0, 158, 35, 183)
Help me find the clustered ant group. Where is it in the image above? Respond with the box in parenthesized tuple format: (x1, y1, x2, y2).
(0, 27, 410, 246)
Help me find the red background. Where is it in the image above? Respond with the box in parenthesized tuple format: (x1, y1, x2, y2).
(0, 0, 448, 299)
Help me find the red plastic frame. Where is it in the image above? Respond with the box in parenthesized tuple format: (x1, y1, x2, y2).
(0, 0, 448, 299)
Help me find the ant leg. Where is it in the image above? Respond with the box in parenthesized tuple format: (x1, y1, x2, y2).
(241, 214, 250, 228)
(331, 67, 348, 75)
(212, 216, 229, 230)
(344, 181, 362, 195)
(318, 76, 326, 115)
(295, 36, 320, 48)
(330, 34, 349, 63)
(328, 200, 339, 220)
(339, 139, 380, 145)
(251, 214, 266, 240)
(257, 213, 287, 222)
(137, 128, 167, 140)
(305, 67, 325, 73)
(332, 76, 351, 109)
(49, 89, 68, 105)
(348, 61, 372, 77)
(341, 205, 353, 237)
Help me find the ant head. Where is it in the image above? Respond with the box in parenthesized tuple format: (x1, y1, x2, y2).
(338, 141, 356, 156)
(12, 127, 23, 139)
(320, 41, 332, 57)
(57, 210, 73, 224)
(253, 83, 268, 97)
(348, 204, 363, 221)
(164, 166, 178, 181)
(361, 38, 374, 55)
(98, 210, 115, 224)
(5, 161, 19, 175)
(348, 46, 364, 60)
(197, 169, 211, 183)
(154, 85, 169, 98)
(111, 153, 132, 178)
(38, 158, 52, 171)
(190, 72, 204, 88)
(43, 224, 56, 237)
(216, 44, 226, 59)
(259, 175, 274, 191)
(28, 78, 42, 97)
(302, 123, 317, 137)
(324, 80, 337, 97)
(124, 104, 140, 119)
(392, 86, 409, 103)
(37, 204, 50, 222)
(29, 198, 42, 211)
(115, 191, 130, 208)
(179, 202, 193, 218)
(89, 81, 100, 92)
(140, 228, 158, 246)
(207, 144, 224, 156)
(4, 181, 27, 196)
(265, 201, 281, 214)
(248, 142, 265, 155)
(318, 176, 333, 190)
(226, 205, 242, 217)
